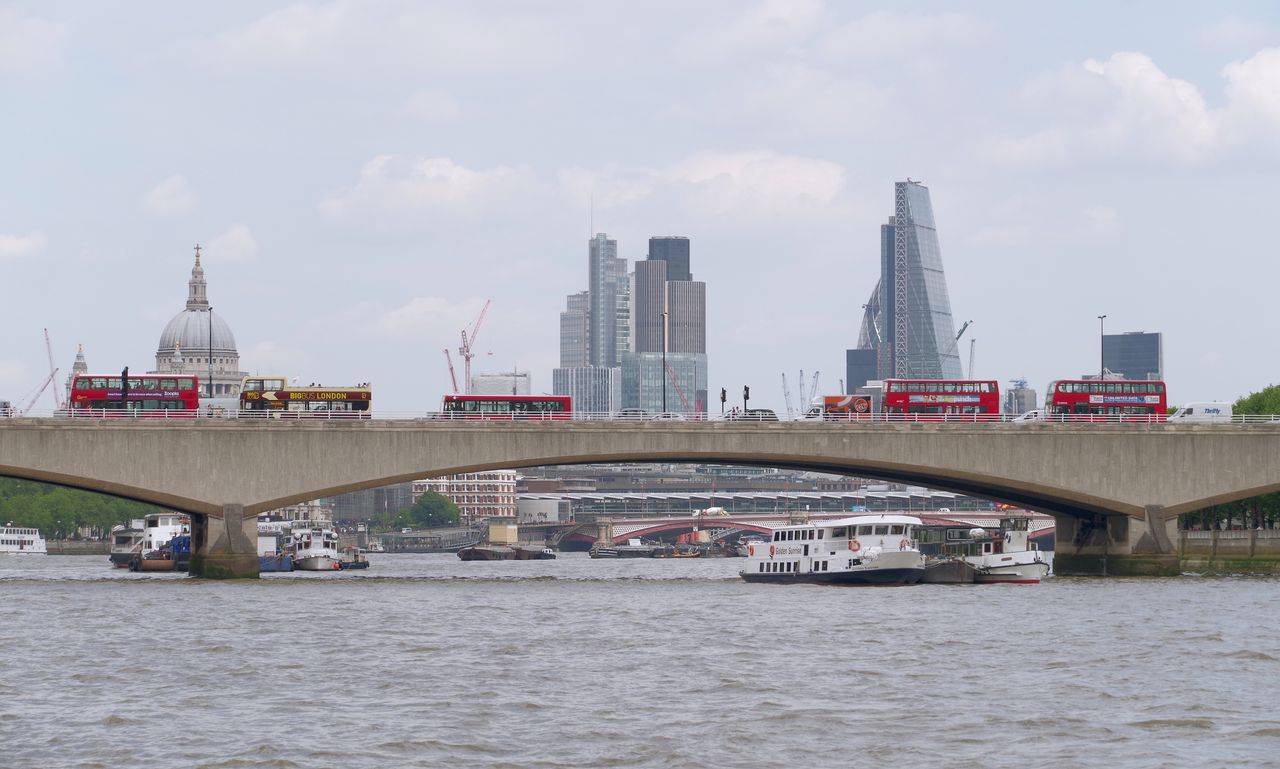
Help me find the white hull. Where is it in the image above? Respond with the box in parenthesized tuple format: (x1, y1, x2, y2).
(293, 554, 340, 571)
(969, 553, 1050, 584)
(0, 527, 48, 555)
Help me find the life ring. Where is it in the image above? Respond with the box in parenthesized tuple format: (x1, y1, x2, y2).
(747, 545, 755, 557)
(768, 545, 775, 558)
(900, 538, 911, 550)
(848, 540, 861, 553)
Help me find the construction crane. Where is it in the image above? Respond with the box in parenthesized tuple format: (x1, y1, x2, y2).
(17, 329, 61, 416)
(968, 339, 977, 380)
(781, 373, 795, 420)
(443, 348, 460, 394)
(457, 299, 491, 395)
(806, 371, 820, 406)
(663, 360, 692, 412)
(940, 320, 973, 374)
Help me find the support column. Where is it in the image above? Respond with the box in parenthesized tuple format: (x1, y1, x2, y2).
(188, 504, 260, 579)
(1053, 510, 1180, 577)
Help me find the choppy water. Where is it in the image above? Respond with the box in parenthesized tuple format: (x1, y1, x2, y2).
(2, 554, 1279, 769)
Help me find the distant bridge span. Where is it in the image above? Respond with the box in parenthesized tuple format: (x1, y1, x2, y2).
(2, 418, 1278, 576)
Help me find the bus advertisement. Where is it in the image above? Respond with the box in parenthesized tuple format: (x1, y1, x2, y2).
(1046, 380, 1167, 421)
(441, 394, 571, 420)
(69, 374, 201, 416)
(881, 379, 1001, 421)
(239, 377, 372, 418)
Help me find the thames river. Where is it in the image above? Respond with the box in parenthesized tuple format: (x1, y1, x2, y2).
(2, 554, 1278, 769)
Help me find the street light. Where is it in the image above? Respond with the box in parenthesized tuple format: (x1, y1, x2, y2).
(208, 306, 214, 400)
(1097, 314, 1107, 380)
(661, 310, 668, 414)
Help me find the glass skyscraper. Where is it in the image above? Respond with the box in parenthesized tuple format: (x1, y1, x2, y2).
(856, 181, 962, 381)
(1102, 332, 1163, 381)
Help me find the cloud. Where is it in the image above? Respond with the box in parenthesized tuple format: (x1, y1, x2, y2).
(703, 0, 825, 56)
(211, 1, 562, 73)
(660, 150, 847, 216)
(820, 11, 991, 60)
(0, 9, 67, 74)
(1199, 18, 1277, 51)
(0, 232, 47, 261)
(990, 48, 1280, 167)
(141, 174, 196, 216)
(376, 296, 489, 337)
(404, 90, 462, 122)
(319, 155, 536, 225)
(206, 224, 258, 263)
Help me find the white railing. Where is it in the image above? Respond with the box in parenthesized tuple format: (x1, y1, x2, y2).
(5, 408, 1280, 425)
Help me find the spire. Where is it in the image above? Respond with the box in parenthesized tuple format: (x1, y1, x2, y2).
(186, 243, 209, 310)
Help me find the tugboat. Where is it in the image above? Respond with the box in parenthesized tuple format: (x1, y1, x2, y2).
(740, 514, 926, 585)
(338, 546, 371, 569)
(108, 521, 145, 567)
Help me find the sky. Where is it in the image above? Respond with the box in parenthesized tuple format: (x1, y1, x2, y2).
(2, 0, 1279, 414)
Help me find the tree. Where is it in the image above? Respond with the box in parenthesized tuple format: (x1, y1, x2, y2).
(1235, 384, 1280, 418)
(398, 491, 461, 529)
(1178, 384, 1280, 530)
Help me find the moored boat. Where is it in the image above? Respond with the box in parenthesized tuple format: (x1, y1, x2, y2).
(965, 516, 1050, 584)
(740, 514, 926, 585)
(108, 521, 145, 567)
(0, 526, 48, 556)
(288, 521, 341, 571)
(338, 547, 371, 569)
(590, 538, 663, 558)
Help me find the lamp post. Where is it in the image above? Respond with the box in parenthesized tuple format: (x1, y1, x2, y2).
(661, 310, 668, 414)
(208, 306, 214, 400)
(1097, 314, 1107, 380)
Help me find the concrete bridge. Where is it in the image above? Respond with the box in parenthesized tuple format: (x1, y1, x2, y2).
(2, 418, 1278, 577)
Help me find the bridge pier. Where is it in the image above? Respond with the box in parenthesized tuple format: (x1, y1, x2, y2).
(1052, 507, 1180, 576)
(188, 504, 260, 579)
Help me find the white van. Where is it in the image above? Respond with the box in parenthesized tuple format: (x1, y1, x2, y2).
(1169, 402, 1233, 422)
(1011, 409, 1048, 423)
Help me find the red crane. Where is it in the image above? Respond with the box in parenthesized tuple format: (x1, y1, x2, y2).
(663, 360, 692, 413)
(458, 300, 490, 395)
(443, 348, 459, 394)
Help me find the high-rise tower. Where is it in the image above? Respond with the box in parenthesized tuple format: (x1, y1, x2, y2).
(854, 181, 962, 384)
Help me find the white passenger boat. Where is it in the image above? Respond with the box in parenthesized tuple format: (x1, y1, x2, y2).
(965, 516, 1050, 584)
(108, 520, 146, 567)
(0, 526, 48, 555)
(740, 514, 926, 585)
(288, 521, 341, 571)
(141, 513, 190, 553)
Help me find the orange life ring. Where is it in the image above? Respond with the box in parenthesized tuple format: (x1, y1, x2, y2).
(848, 540, 861, 552)
(747, 545, 755, 557)
(768, 545, 775, 557)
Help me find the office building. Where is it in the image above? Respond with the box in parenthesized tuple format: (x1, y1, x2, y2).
(1005, 383, 1038, 415)
(632, 259, 667, 353)
(1103, 332, 1163, 381)
(414, 471, 518, 523)
(855, 181, 963, 380)
(648, 236, 691, 281)
(470, 371, 531, 396)
(665, 280, 706, 354)
(552, 366, 621, 415)
(588, 233, 627, 367)
(845, 349, 878, 394)
(559, 291, 589, 368)
(622, 351, 707, 415)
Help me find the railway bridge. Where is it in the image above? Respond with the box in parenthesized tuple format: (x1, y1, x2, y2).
(1, 418, 1278, 577)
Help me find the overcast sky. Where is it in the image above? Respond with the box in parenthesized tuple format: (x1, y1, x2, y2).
(3, 1, 1279, 414)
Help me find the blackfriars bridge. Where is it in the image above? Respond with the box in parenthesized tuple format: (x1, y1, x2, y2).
(2, 418, 1278, 577)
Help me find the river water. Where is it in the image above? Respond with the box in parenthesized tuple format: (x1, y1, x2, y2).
(2, 554, 1278, 769)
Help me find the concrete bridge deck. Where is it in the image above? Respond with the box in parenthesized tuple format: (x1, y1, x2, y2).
(2, 418, 1277, 577)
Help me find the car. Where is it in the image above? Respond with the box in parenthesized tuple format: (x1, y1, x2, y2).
(1011, 409, 1048, 423)
(650, 412, 688, 421)
(728, 408, 778, 422)
(615, 408, 647, 421)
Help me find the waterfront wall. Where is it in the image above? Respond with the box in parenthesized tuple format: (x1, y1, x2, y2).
(1180, 529, 1280, 575)
(46, 540, 108, 555)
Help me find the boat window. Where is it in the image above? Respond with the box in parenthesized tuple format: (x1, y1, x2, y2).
(832, 527, 846, 538)
(817, 530, 824, 539)
(758, 564, 764, 573)
(874, 525, 889, 535)
(772, 532, 779, 541)
(857, 525, 873, 536)
(890, 525, 904, 535)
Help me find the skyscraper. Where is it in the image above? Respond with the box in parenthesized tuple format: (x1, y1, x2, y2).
(559, 291, 589, 368)
(588, 233, 627, 367)
(648, 236, 690, 282)
(855, 181, 962, 382)
(632, 259, 667, 354)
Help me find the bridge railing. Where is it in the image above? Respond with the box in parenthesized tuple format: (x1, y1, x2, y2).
(5, 409, 1280, 425)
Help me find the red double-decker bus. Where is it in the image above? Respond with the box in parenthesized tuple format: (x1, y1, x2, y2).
(881, 379, 1001, 421)
(441, 394, 571, 420)
(69, 374, 201, 416)
(1046, 379, 1167, 421)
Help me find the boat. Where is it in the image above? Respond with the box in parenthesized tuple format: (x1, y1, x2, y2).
(140, 513, 190, 558)
(129, 548, 176, 572)
(740, 514, 926, 585)
(965, 516, 1050, 584)
(108, 521, 145, 567)
(0, 526, 47, 555)
(288, 521, 341, 571)
(589, 538, 663, 558)
(257, 526, 293, 572)
(338, 547, 371, 569)
(457, 545, 557, 561)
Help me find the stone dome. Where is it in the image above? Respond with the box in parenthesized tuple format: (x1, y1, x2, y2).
(155, 308, 238, 358)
